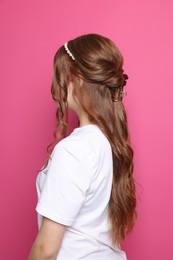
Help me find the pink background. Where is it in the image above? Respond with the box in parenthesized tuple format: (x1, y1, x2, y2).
(1, 0, 173, 259)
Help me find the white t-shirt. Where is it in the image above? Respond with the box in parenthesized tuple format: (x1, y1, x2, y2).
(36, 124, 127, 260)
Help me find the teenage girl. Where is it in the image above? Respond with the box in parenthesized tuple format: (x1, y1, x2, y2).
(29, 34, 137, 260)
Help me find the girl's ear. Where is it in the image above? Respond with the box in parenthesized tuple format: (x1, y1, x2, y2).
(76, 75, 84, 87)
(79, 77, 84, 87)
(67, 81, 74, 95)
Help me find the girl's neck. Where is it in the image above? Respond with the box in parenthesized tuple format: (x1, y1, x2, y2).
(78, 111, 92, 127)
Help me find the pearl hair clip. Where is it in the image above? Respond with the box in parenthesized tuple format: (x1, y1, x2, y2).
(64, 42, 75, 60)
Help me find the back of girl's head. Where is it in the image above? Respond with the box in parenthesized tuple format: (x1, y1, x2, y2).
(52, 33, 128, 137)
(51, 34, 137, 245)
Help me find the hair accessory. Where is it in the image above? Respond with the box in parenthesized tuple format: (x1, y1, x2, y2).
(113, 89, 127, 102)
(121, 90, 127, 98)
(64, 42, 75, 61)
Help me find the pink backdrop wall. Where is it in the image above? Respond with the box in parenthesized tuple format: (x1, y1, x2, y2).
(1, 0, 173, 259)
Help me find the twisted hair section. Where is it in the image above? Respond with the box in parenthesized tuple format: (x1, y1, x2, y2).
(47, 50, 69, 155)
(50, 34, 137, 244)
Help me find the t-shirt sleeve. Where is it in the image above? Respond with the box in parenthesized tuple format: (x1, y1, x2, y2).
(36, 139, 93, 226)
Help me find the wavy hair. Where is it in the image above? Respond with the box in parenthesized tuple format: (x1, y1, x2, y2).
(50, 34, 137, 244)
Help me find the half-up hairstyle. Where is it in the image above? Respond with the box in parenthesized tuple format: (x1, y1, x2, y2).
(50, 34, 137, 245)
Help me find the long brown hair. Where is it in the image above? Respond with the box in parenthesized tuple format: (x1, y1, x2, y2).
(50, 34, 137, 244)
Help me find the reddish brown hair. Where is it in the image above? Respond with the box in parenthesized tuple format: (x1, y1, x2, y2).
(51, 34, 137, 245)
